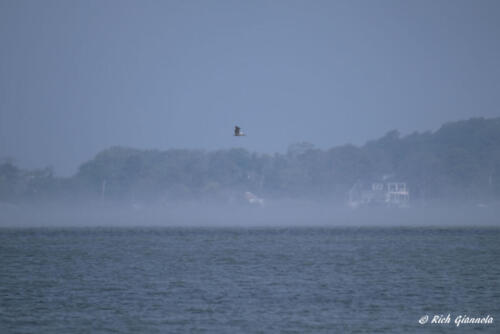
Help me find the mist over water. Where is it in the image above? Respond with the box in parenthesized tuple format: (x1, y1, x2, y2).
(1, 200, 499, 228)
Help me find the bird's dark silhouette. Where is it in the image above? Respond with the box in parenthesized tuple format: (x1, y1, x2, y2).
(234, 126, 245, 136)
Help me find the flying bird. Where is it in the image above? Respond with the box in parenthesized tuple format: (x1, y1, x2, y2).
(234, 125, 245, 136)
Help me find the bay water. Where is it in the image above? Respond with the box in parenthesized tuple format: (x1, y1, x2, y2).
(1, 227, 498, 333)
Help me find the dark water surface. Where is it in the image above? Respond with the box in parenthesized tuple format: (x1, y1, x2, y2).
(1, 227, 499, 333)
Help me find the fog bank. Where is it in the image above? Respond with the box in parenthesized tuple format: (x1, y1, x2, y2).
(1, 200, 499, 228)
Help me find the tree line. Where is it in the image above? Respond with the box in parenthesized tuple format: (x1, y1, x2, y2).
(1, 117, 500, 204)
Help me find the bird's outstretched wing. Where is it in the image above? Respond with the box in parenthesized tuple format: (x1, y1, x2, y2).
(234, 126, 241, 136)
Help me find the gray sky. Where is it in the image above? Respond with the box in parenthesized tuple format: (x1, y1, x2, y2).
(1, 0, 499, 176)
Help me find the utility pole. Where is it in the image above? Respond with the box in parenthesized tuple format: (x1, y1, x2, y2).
(101, 180, 107, 201)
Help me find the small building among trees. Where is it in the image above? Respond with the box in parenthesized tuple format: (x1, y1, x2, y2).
(349, 181, 410, 208)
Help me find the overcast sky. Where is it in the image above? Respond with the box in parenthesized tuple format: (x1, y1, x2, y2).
(1, 0, 499, 175)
